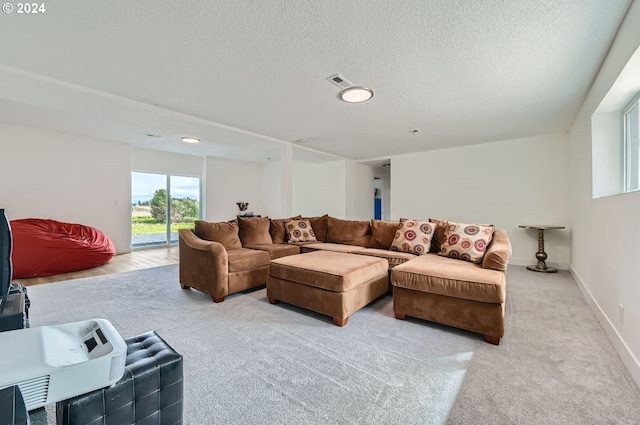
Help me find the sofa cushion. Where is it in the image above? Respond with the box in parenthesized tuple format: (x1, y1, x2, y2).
(355, 248, 416, 269)
(194, 219, 242, 250)
(370, 220, 399, 249)
(238, 217, 272, 246)
(428, 218, 448, 253)
(227, 248, 270, 272)
(246, 243, 301, 260)
(291, 241, 327, 249)
(326, 217, 372, 247)
(285, 219, 317, 243)
(391, 255, 505, 303)
(270, 216, 301, 244)
(269, 251, 388, 292)
(439, 221, 495, 264)
(300, 242, 367, 253)
(390, 219, 435, 255)
(302, 214, 329, 242)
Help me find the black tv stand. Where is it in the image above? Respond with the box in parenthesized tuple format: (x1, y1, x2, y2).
(0, 283, 29, 332)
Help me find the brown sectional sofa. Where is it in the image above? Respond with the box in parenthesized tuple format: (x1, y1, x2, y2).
(178, 214, 512, 344)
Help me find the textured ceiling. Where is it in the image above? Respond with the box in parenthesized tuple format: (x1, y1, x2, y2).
(0, 0, 633, 163)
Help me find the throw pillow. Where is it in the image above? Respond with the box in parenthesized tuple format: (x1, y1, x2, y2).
(285, 219, 317, 243)
(439, 221, 495, 264)
(326, 217, 372, 247)
(302, 214, 329, 242)
(370, 219, 400, 249)
(428, 218, 449, 253)
(238, 216, 272, 246)
(270, 215, 302, 244)
(194, 219, 242, 250)
(390, 219, 435, 255)
(429, 218, 493, 254)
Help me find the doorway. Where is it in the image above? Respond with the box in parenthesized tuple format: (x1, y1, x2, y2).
(373, 161, 390, 220)
(374, 178, 383, 220)
(131, 172, 201, 248)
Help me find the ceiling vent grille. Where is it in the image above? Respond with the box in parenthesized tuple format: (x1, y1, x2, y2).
(327, 74, 353, 90)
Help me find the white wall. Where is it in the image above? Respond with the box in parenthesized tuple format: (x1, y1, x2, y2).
(260, 160, 283, 218)
(345, 160, 374, 220)
(0, 124, 285, 254)
(205, 157, 267, 221)
(291, 159, 375, 219)
(133, 148, 277, 223)
(293, 160, 346, 217)
(592, 112, 624, 198)
(0, 122, 132, 253)
(391, 133, 571, 268)
(131, 147, 204, 177)
(569, 0, 640, 386)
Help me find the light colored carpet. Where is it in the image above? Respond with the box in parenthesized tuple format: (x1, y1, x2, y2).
(25, 264, 640, 424)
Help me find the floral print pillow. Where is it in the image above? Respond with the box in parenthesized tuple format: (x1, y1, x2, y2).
(390, 219, 435, 255)
(285, 219, 317, 243)
(439, 222, 495, 263)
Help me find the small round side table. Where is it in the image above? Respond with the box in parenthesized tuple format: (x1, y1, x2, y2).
(519, 225, 565, 273)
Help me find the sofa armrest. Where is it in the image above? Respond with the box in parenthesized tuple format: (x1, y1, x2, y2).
(178, 229, 229, 300)
(482, 229, 512, 271)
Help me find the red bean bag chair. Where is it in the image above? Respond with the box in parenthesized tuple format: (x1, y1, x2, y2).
(10, 218, 116, 278)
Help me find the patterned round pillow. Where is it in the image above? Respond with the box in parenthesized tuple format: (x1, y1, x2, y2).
(438, 222, 495, 263)
(390, 219, 435, 255)
(284, 219, 317, 243)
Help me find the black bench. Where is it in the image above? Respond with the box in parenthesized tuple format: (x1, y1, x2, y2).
(56, 331, 183, 425)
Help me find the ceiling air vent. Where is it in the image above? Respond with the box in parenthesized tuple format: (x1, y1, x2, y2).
(409, 129, 423, 135)
(327, 74, 353, 90)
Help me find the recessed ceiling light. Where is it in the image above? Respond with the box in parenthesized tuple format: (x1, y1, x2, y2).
(339, 86, 374, 103)
(181, 137, 200, 144)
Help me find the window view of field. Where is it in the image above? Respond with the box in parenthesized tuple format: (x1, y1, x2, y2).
(131, 173, 200, 247)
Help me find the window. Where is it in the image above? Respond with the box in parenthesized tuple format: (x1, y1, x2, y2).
(623, 93, 640, 192)
(131, 172, 201, 248)
(591, 45, 640, 199)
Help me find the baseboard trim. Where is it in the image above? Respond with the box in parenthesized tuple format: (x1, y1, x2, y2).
(569, 266, 640, 389)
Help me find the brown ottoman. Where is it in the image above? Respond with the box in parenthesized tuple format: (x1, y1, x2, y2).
(267, 251, 389, 326)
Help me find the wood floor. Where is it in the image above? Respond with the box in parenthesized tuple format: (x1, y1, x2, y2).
(15, 245, 179, 286)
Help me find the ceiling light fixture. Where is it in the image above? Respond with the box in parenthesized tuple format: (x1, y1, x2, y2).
(339, 86, 374, 103)
(181, 137, 200, 144)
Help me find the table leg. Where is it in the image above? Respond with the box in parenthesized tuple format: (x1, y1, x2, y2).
(526, 229, 558, 273)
